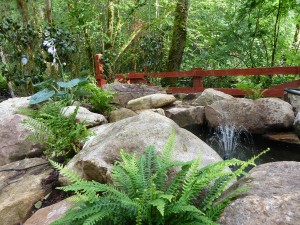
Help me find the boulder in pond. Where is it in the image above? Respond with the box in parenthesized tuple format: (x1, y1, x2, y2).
(205, 98, 294, 134)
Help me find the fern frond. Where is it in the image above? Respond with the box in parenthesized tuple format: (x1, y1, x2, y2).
(23, 118, 51, 143)
(50, 160, 83, 183)
(160, 130, 175, 166)
(179, 154, 202, 202)
(199, 173, 234, 211)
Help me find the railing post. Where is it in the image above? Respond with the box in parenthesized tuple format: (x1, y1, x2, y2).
(94, 54, 107, 87)
(192, 68, 203, 91)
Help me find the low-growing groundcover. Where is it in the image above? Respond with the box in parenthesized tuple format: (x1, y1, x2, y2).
(50, 132, 267, 225)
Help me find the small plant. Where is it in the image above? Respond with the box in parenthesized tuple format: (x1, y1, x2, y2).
(81, 82, 115, 114)
(234, 79, 265, 99)
(50, 132, 268, 225)
(22, 101, 92, 160)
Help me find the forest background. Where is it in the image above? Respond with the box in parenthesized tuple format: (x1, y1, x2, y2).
(0, 0, 300, 96)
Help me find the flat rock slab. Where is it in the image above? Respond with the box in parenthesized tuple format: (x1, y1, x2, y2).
(0, 158, 53, 225)
(219, 161, 300, 225)
(127, 93, 176, 111)
(24, 199, 74, 225)
(263, 132, 300, 145)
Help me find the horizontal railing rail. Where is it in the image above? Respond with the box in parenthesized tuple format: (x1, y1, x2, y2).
(94, 54, 300, 97)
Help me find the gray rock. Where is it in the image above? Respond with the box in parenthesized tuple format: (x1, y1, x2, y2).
(61, 106, 107, 127)
(284, 92, 300, 113)
(294, 112, 300, 138)
(103, 83, 166, 107)
(0, 158, 53, 225)
(0, 97, 30, 114)
(165, 106, 205, 127)
(24, 199, 74, 225)
(127, 94, 176, 111)
(193, 88, 233, 106)
(205, 98, 294, 134)
(62, 112, 223, 184)
(219, 161, 300, 225)
(135, 108, 165, 116)
(0, 113, 43, 166)
(108, 108, 137, 122)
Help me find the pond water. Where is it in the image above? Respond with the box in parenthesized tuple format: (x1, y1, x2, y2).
(186, 125, 300, 165)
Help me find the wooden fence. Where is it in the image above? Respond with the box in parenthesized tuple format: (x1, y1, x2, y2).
(94, 54, 300, 97)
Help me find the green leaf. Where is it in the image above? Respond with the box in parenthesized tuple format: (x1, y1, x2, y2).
(57, 78, 87, 88)
(150, 199, 166, 216)
(34, 201, 42, 209)
(159, 194, 174, 202)
(29, 89, 55, 104)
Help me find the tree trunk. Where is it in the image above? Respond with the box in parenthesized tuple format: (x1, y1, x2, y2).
(16, 0, 29, 25)
(165, 0, 189, 86)
(44, 0, 53, 25)
(271, 0, 282, 66)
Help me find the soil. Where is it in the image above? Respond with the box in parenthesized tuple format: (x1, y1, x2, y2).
(39, 169, 72, 210)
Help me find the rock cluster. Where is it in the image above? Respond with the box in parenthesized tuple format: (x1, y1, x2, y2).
(0, 86, 299, 225)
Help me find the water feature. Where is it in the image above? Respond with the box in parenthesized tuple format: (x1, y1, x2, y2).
(186, 124, 300, 165)
(207, 124, 255, 161)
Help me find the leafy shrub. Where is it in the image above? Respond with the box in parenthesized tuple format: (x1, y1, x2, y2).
(30, 77, 89, 105)
(22, 101, 92, 160)
(50, 132, 267, 225)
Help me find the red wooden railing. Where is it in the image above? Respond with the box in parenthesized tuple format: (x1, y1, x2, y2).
(94, 54, 300, 97)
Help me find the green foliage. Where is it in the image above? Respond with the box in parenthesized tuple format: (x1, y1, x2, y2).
(81, 82, 115, 114)
(30, 77, 88, 105)
(50, 132, 268, 225)
(234, 78, 264, 99)
(0, 17, 46, 95)
(22, 101, 91, 160)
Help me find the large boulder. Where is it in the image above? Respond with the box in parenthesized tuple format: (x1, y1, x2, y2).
(24, 200, 74, 225)
(219, 161, 300, 225)
(205, 98, 294, 134)
(62, 112, 223, 184)
(127, 93, 176, 111)
(0, 158, 53, 225)
(294, 112, 300, 138)
(0, 113, 43, 166)
(103, 83, 166, 107)
(165, 105, 205, 127)
(193, 88, 233, 106)
(61, 106, 107, 127)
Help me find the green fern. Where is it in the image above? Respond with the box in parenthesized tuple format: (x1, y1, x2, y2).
(50, 133, 269, 225)
(21, 101, 92, 160)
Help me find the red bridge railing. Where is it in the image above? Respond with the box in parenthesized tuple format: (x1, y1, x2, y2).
(94, 54, 300, 97)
